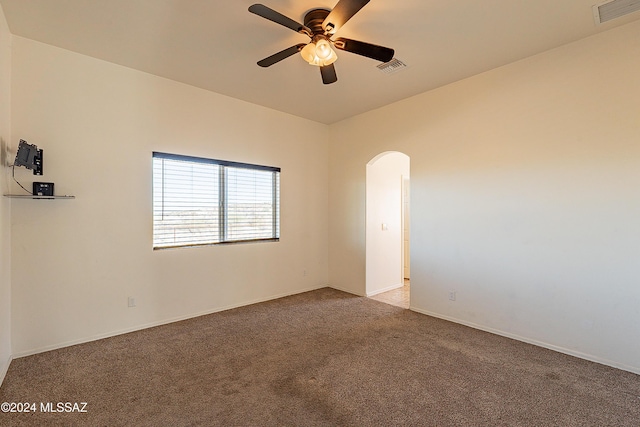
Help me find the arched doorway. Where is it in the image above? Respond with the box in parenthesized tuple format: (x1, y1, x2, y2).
(366, 151, 410, 308)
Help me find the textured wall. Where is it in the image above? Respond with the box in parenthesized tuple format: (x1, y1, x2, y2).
(0, 3, 12, 384)
(329, 21, 640, 373)
(10, 37, 329, 355)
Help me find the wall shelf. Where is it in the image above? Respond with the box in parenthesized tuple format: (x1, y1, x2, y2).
(4, 194, 75, 199)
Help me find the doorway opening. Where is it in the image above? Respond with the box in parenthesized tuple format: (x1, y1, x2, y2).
(365, 151, 410, 308)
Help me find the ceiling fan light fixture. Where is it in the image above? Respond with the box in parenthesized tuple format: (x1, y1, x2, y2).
(300, 39, 338, 66)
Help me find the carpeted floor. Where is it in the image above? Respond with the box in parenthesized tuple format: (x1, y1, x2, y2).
(1, 288, 639, 426)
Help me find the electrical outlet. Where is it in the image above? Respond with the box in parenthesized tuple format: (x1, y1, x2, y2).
(128, 297, 136, 308)
(303, 270, 308, 277)
(448, 291, 456, 301)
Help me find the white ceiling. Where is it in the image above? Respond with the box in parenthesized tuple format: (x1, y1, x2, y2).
(1, 0, 639, 124)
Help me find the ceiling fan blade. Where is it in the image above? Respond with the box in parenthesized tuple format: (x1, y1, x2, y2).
(333, 37, 394, 63)
(249, 4, 311, 35)
(257, 44, 306, 67)
(322, 0, 370, 34)
(320, 64, 338, 84)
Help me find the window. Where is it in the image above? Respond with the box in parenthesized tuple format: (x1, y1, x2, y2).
(152, 152, 280, 249)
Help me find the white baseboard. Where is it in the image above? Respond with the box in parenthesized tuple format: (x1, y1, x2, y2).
(12, 285, 326, 359)
(410, 307, 640, 376)
(328, 284, 364, 297)
(0, 354, 12, 387)
(366, 282, 404, 297)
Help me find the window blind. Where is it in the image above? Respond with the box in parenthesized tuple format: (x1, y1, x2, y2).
(153, 152, 280, 249)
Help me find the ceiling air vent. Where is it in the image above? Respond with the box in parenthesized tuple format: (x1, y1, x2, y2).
(593, 0, 640, 24)
(377, 58, 407, 75)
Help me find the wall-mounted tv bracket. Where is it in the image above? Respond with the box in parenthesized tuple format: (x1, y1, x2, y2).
(14, 139, 43, 175)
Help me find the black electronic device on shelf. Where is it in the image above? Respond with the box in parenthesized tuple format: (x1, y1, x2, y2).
(33, 182, 54, 196)
(14, 139, 43, 175)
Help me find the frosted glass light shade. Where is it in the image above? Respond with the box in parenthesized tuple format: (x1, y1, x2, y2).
(300, 40, 338, 66)
(301, 43, 317, 63)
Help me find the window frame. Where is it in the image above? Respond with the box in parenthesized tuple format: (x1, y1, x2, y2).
(152, 151, 281, 249)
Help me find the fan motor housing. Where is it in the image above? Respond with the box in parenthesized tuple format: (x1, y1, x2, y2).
(304, 9, 330, 34)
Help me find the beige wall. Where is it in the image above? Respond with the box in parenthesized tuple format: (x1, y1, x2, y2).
(329, 20, 640, 373)
(0, 4, 12, 382)
(10, 37, 329, 356)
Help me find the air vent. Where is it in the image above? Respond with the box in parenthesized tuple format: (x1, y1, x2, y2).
(377, 58, 407, 75)
(593, 0, 640, 24)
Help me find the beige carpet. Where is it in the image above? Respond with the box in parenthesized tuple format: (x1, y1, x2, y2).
(1, 288, 639, 426)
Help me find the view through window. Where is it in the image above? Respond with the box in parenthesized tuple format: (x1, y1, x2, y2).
(152, 152, 280, 249)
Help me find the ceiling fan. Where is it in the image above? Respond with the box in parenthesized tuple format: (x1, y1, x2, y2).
(249, 0, 395, 84)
